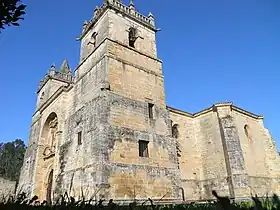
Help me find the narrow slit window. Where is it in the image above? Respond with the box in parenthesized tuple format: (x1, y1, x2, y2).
(148, 103, 154, 119)
(78, 131, 82, 145)
(244, 124, 252, 142)
(129, 28, 137, 48)
(40, 92, 45, 100)
(139, 140, 149, 157)
(172, 124, 179, 139)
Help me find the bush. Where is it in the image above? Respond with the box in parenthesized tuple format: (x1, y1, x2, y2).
(0, 190, 280, 210)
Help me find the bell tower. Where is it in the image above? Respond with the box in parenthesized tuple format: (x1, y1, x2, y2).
(76, 0, 165, 107)
(69, 0, 182, 201)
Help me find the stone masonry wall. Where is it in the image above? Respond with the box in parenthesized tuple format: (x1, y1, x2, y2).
(52, 90, 182, 202)
(53, 93, 108, 200)
(104, 8, 180, 201)
(169, 104, 280, 201)
(168, 111, 201, 200)
(17, 116, 41, 197)
(108, 10, 157, 58)
(233, 110, 280, 196)
(107, 92, 181, 200)
(169, 109, 230, 201)
(80, 10, 109, 63)
(233, 110, 280, 178)
(195, 111, 229, 199)
(33, 90, 71, 200)
(0, 177, 16, 198)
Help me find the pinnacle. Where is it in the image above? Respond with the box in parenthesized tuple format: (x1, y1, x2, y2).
(50, 63, 56, 71)
(59, 59, 71, 73)
(129, 0, 135, 10)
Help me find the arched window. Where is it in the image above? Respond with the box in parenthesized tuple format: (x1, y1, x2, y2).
(172, 124, 181, 159)
(244, 124, 252, 142)
(128, 27, 137, 48)
(172, 124, 179, 139)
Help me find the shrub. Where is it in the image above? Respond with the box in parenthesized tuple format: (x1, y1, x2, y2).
(0, 190, 280, 210)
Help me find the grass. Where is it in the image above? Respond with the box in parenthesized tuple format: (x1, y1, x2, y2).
(1, 190, 280, 209)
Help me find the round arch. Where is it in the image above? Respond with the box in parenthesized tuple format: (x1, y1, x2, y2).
(244, 124, 252, 142)
(172, 124, 180, 139)
(40, 112, 58, 147)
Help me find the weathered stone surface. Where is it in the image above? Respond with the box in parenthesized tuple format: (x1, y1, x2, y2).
(17, 0, 280, 203)
(169, 103, 280, 200)
(0, 178, 16, 198)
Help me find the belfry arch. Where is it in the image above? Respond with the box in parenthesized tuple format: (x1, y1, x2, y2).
(34, 112, 59, 201)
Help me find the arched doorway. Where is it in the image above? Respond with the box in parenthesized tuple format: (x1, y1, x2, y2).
(46, 169, 54, 204)
(33, 112, 58, 200)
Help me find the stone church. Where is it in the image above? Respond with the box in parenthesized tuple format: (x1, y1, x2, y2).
(18, 0, 280, 203)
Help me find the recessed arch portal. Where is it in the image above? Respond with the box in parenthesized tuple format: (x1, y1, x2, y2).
(41, 112, 58, 147)
(34, 112, 59, 201)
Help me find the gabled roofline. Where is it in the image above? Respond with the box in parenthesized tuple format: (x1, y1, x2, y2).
(33, 84, 73, 117)
(167, 102, 264, 120)
(166, 106, 193, 117)
(232, 105, 264, 119)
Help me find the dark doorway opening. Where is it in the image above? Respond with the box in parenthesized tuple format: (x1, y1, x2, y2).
(46, 169, 53, 204)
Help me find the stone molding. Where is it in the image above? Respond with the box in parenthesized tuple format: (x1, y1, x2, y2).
(38, 71, 73, 93)
(167, 102, 264, 120)
(33, 84, 73, 118)
(75, 37, 162, 75)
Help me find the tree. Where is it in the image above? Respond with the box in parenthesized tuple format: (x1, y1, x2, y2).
(0, 0, 27, 31)
(0, 139, 26, 181)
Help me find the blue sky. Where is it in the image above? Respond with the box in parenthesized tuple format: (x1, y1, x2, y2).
(0, 0, 279, 149)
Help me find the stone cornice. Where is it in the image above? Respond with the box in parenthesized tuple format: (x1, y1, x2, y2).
(108, 38, 162, 63)
(193, 107, 213, 117)
(77, 0, 156, 40)
(74, 37, 162, 74)
(167, 102, 264, 120)
(37, 72, 74, 93)
(166, 106, 193, 117)
(106, 53, 163, 78)
(74, 37, 163, 83)
(232, 105, 264, 119)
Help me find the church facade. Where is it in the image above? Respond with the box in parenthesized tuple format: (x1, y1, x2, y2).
(18, 0, 280, 203)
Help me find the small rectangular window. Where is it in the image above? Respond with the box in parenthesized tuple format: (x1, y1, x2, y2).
(139, 140, 149, 157)
(148, 103, 154, 119)
(77, 131, 82, 145)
